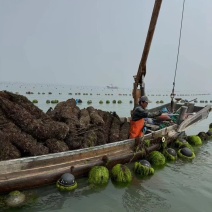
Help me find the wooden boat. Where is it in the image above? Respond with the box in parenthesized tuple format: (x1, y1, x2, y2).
(0, 102, 210, 194)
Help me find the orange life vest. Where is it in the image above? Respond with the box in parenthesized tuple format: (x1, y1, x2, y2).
(129, 118, 145, 139)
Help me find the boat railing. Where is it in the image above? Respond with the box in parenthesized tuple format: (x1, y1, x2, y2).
(177, 105, 211, 132)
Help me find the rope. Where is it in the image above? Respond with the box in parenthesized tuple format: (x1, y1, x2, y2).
(171, 0, 186, 111)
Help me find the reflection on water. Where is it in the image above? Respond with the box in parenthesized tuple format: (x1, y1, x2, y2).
(122, 177, 171, 212)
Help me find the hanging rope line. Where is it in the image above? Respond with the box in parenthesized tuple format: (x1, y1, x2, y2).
(171, 0, 186, 112)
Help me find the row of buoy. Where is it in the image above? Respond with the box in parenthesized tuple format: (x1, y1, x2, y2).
(27, 92, 133, 96)
(156, 100, 164, 104)
(0, 144, 193, 205)
(176, 99, 212, 103)
(23, 91, 210, 97)
(46, 100, 59, 104)
(99, 100, 124, 104)
(88, 100, 124, 104)
(199, 100, 212, 103)
(31, 99, 212, 105)
(150, 94, 211, 96)
(27, 92, 211, 96)
(56, 134, 208, 192)
(56, 126, 212, 191)
(73, 93, 131, 96)
(32, 99, 129, 104)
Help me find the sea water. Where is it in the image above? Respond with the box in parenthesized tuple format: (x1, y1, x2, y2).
(0, 82, 212, 212)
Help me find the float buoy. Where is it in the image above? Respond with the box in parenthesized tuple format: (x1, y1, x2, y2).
(56, 173, 77, 191)
(134, 160, 154, 176)
(51, 100, 59, 104)
(88, 166, 109, 185)
(111, 164, 132, 183)
(139, 159, 151, 168)
(187, 135, 202, 146)
(32, 99, 38, 103)
(5, 191, 26, 208)
(178, 147, 195, 160)
(180, 147, 193, 157)
(87, 100, 92, 104)
(175, 138, 194, 151)
(178, 138, 187, 143)
(149, 151, 166, 166)
(167, 148, 177, 156)
(76, 99, 82, 104)
(207, 130, 212, 136)
(197, 132, 209, 141)
(164, 148, 177, 161)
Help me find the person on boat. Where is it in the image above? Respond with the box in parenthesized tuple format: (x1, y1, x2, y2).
(129, 95, 162, 138)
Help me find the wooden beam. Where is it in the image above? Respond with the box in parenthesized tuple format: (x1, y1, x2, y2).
(135, 0, 163, 87)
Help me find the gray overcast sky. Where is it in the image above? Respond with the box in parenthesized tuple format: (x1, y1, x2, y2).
(0, 0, 211, 92)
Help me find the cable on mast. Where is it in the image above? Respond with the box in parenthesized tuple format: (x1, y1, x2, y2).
(171, 0, 186, 112)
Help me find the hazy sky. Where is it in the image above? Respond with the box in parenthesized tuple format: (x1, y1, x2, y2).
(0, 0, 211, 92)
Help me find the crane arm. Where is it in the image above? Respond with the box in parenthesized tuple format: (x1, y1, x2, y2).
(133, 0, 163, 105)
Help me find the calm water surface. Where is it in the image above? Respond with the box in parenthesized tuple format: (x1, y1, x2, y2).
(0, 82, 212, 212)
